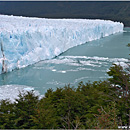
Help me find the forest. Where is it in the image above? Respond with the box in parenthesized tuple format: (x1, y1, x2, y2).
(0, 61, 130, 129)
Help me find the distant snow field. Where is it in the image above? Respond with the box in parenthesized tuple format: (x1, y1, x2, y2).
(0, 15, 124, 74)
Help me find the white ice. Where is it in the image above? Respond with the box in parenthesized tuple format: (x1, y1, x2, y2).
(0, 15, 124, 74)
(0, 85, 42, 102)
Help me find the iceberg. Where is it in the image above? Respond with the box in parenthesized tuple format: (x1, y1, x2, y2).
(0, 15, 124, 74)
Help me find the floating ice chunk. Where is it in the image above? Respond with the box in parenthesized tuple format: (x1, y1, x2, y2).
(23, 87, 34, 91)
(60, 71, 66, 73)
(114, 62, 129, 68)
(41, 56, 129, 68)
(52, 69, 56, 72)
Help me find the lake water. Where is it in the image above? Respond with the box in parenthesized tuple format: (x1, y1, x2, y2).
(0, 27, 130, 100)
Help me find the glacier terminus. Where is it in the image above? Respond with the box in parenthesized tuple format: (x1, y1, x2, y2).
(0, 15, 124, 74)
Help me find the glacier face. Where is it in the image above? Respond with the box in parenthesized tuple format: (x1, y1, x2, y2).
(0, 15, 124, 74)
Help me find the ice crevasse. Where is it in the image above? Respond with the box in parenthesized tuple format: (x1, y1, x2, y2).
(0, 15, 124, 74)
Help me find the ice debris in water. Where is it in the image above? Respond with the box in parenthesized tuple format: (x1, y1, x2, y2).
(0, 15, 124, 74)
(0, 85, 43, 102)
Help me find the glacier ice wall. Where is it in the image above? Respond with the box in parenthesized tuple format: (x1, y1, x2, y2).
(0, 15, 124, 74)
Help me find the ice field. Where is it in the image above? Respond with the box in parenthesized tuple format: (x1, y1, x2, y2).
(0, 15, 123, 74)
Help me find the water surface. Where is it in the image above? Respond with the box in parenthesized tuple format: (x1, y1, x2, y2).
(0, 27, 130, 97)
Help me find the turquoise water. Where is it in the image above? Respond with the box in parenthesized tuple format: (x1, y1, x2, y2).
(0, 27, 130, 96)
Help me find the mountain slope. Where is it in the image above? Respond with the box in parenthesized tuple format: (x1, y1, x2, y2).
(0, 1, 130, 26)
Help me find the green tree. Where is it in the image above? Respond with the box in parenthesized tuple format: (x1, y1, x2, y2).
(0, 99, 15, 129)
(37, 86, 88, 129)
(107, 63, 130, 126)
(14, 91, 39, 128)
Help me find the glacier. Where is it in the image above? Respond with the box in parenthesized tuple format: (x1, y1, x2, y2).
(0, 15, 124, 74)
